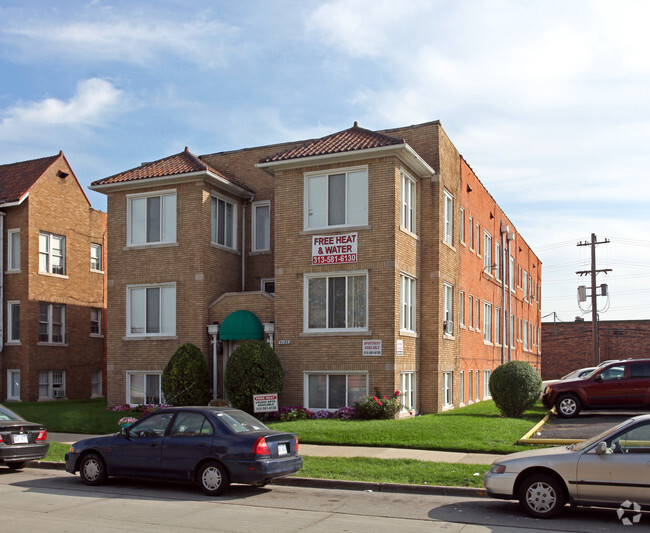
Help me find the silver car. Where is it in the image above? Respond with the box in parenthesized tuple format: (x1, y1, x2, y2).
(484, 414, 650, 518)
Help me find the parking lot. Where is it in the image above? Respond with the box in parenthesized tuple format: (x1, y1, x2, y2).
(535, 410, 649, 441)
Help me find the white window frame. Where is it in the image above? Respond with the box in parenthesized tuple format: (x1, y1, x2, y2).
(127, 190, 177, 246)
(126, 371, 163, 405)
(523, 269, 529, 300)
(91, 308, 102, 336)
(211, 192, 237, 250)
(401, 170, 416, 234)
(304, 271, 368, 332)
(468, 370, 473, 403)
(443, 371, 453, 407)
(483, 301, 492, 343)
(459, 370, 465, 405)
(401, 273, 417, 333)
(304, 372, 368, 410)
(468, 295, 474, 329)
(261, 278, 275, 295)
(476, 370, 481, 401)
(475, 221, 480, 256)
(468, 215, 474, 250)
(39, 303, 65, 344)
(459, 290, 465, 327)
(90, 243, 102, 271)
(8, 228, 20, 272)
(475, 298, 480, 332)
(304, 166, 368, 230)
(524, 320, 529, 350)
(484, 231, 492, 274)
(400, 372, 416, 413)
(126, 283, 176, 337)
(39, 370, 66, 399)
(495, 307, 501, 345)
(7, 301, 20, 344)
(459, 207, 465, 244)
(7, 370, 20, 400)
(443, 190, 453, 244)
(251, 200, 271, 252)
(39, 232, 65, 275)
(443, 282, 454, 335)
(484, 370, 492, 399)
(91, 370, 103, 398)
(495, 242, 501, 280)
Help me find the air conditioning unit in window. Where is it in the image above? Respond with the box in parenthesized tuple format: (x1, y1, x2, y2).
(53, 389, 65, 398)
(444, 320, 454, 334)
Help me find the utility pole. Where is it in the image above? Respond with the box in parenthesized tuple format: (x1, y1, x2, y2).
(576, 233, 611, 366)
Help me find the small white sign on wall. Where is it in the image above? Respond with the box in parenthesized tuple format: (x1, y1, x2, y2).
(363, 340, 382, 356)
(396, 339, 404, 356)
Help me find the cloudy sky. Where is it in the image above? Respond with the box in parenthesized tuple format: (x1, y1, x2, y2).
(1, 0, 648, 323)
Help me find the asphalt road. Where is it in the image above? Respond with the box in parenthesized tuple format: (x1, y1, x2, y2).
(1, 466, 647, 532)
(536, 409, 649, 440)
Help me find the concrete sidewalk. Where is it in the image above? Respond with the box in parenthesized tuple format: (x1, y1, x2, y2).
(49, 433, 501, 465)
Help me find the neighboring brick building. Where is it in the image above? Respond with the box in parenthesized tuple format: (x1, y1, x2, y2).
(0, 152, 106, 402)
(91, 121, 541, 413)
(541, 319, 650, 379)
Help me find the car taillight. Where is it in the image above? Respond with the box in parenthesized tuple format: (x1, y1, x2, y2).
(296, 436, 299, 453)
(0, 434, 3, 443)
(253, 437, 270, 457)
(36, 430, 47, 441)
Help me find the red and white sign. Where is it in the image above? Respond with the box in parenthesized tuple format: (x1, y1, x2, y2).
(396, 339, 404, 356)
(363, 340, 382, 357)
(253, 393, 279, 413)
(312, 233, 358, 265)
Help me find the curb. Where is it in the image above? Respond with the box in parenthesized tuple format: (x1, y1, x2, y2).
(28, 461, 487, 498)
(517, 408, 584, 445)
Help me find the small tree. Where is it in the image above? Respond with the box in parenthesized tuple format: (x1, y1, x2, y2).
(224, 340, 284, 415)
(161, 342, 211, 406)
(489, 361, 541, 417)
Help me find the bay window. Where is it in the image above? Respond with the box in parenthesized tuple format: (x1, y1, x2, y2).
(305, 373, 367, 410)
(305, 272, 367, 330)
(128, 191, 176, 246)
(305, 167, 367, 229)
(127, 283, 176, 336)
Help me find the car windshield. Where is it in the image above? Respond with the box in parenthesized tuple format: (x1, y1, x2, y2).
(217, 411, 269, 433)
(572, 418, 634, 451)
(0, 405, 23, 421)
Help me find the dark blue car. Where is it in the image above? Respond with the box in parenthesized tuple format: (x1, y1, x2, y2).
(65, 406, 302, 495)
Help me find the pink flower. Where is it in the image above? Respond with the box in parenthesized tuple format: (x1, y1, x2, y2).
(395, 390, 401, 396)
(372, 396, 377, 401)
(377, 401, 383, 406)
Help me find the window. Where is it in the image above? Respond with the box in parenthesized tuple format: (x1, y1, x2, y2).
(90, 243, 102, 271)
(483, 301, 492, 343)
(443, 282, 453, 335)
(523, 320, 529, 350)
(475, 298, 480, 332)
(484, 370, 492, 398)
(39, 370, 65, 399)
(443, 190, 453, 244)
(401, 274, 416, 332)
(401, 170, 416, 233)
(468, 370, 473, 403)
(252, 201, 270, 252)
(128, 191, 176, 246)
(8, 229, 20, 271)
(306, 373, 367, 409)
(306, 273, 367, 330)
(495, 307, 501, 345)
(475, 222, 480, 255)
(460, 370, 465, 404)
(509, 255, 515, 290)
(91, 308, 101, 336)
(509, 313, 514, 347)
(523, 270, 528, 300)
(305, 167, 367, 229)
(468, 296, 473, 329)
(127, 284, 176, 336)
(261, 279, 275, 295)
(7, 370, 20, 400)
(495, 242, 501, 280)
(443, 371, 453, 407)
(211, 195, 236, 249)
(484, 232, 492, 273)
(476, 370, 481, 401)
(171, 412, 214, 437)
(127, 372, 163, 405)
(39, 303, 65, 344)
(400, 372, 416, 413)
(91, 371, 102, 398)
(468, 215, 474, 250)
(39, 232, 65, 275)
(459, 207, 465, 244)
(459, 291, 465, 327)
(7, 301, 20, 343)
(631, 362, 650, 378)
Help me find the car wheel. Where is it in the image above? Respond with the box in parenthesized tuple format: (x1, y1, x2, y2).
(518, 474, 566, 518)
(6, 461, 27, 470)
(555, 394, 581, 418)
(197, 461, 230, 496)
(79, 453, 107, 486)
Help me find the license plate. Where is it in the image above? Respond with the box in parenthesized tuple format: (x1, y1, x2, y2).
(13, 434, 28, 444)
(278, 443, 288, 455)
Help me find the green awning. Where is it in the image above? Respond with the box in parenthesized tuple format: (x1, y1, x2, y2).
(219, 310, 264, 341)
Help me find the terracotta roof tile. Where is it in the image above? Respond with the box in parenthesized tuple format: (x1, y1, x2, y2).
(259, 122, 405, 163)
(0, 153, 61, 204)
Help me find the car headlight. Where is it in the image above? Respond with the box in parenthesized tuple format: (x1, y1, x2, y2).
(489, 463, 506, 474)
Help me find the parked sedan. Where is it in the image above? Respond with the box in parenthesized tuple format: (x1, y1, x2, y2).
(484, 414, 650, 518)
(0, 404, 50, 469)
(65, 406, 302, 495)
(541, 366, 596, 397)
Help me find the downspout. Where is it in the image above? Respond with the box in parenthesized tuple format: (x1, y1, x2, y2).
(507, 231, 515, 361)
(500, 223, 507, 364)
(0, 211, 4, 353)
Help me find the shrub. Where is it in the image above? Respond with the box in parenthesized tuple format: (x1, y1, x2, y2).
(354, 391, 401, 420)
(161, 342, 211, 406)
(489, 361, 541, 417)
(224, 340, 284, 415)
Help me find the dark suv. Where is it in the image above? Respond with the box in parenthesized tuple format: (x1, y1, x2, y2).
(542, 358, 650, 417)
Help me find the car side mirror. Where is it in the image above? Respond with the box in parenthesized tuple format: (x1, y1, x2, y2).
(594, 375, 602, 382)
(121, 426, 131, 437)
(595, 441, 608, 455)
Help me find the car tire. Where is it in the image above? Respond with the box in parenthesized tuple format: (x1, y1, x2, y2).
(6, 461, 27, 470)
(518, 473, 566, 519)
(555, 394, 581, 418)
(79, 453, 107, 486)
(197, 461, 230, 496)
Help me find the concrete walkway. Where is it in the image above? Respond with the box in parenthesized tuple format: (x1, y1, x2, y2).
(49, 433, 501, 465)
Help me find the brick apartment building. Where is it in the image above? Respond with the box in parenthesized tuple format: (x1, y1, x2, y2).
(0, 152, 106, 402)
(542, 319, 650, 379)
(91, 120, 541, 413)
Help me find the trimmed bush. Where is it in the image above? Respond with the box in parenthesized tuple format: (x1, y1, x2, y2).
(161, 342, 211, 406)
(489, 361, 541, 417)
(224, 340, 284, 415)
(354, 391, 401, 420)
